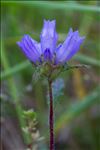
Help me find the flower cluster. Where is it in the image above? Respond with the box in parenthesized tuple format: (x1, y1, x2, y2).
(17, 20, 85, 65)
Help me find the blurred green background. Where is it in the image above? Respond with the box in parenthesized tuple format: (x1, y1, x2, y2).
(1, 1, 100, 150)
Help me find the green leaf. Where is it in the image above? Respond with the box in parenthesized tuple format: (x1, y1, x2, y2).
(23, 109, 37, 120)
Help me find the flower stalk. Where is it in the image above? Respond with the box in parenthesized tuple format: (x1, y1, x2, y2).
(48, 78, 54, 150)
(17, 19, 85, 150)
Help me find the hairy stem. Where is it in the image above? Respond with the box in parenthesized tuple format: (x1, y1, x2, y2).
(48, 79, 54, 150)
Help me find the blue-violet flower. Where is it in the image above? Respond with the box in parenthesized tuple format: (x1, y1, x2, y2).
(17, 20, 85, 65)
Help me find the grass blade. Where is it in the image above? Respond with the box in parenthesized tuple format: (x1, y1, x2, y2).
(2, 1, 100, 13)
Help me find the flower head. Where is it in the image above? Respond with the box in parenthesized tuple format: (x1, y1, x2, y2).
(17, 20, 85, 65)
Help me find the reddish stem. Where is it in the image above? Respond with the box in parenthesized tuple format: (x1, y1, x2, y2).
(48, 79, 54, 150)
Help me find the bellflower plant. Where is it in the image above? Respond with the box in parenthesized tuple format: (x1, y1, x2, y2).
(17, 20, 85, 150)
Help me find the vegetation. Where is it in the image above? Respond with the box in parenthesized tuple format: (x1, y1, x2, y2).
(1, 1, 100, 150)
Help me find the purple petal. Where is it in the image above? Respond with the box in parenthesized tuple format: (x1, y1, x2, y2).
(67, 28, 73, 36)
(23, 35, 42, 55)
(17, 35, 41, 63)
(40, 20, 58, 54)
(56, 29, 85, 63)
(64, 37, 85, 61)
(56, 28, 74, 58)
(43, 48, 52, 61)
(56, 43, 62, 51)
(17, 41, 36, 62)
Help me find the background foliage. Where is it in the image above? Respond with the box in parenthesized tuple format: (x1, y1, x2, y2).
(1, 1, 100, 150)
